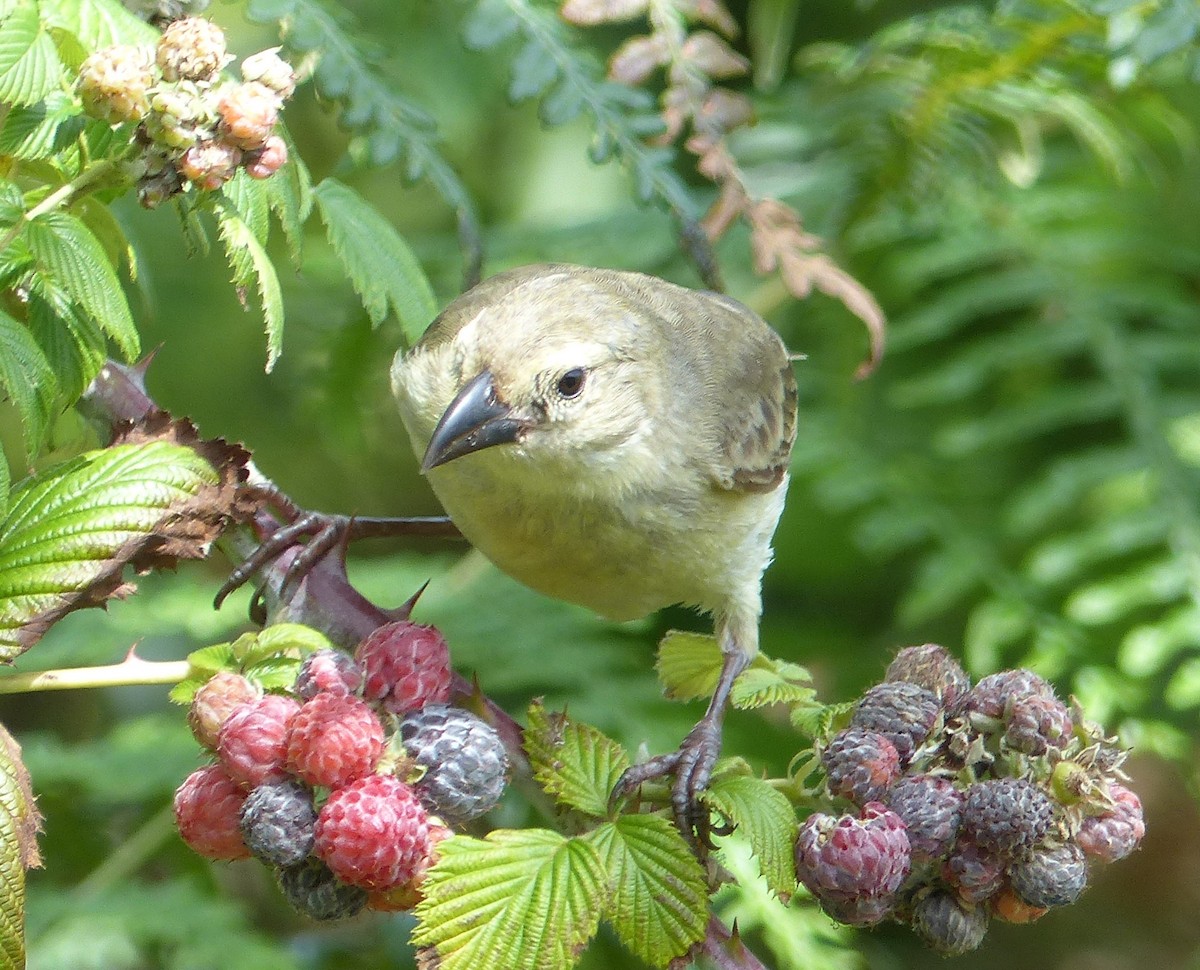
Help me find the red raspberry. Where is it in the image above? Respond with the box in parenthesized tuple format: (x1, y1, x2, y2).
(295, 648, 362, 701)
(822, 728, 901, 806)
(315, 775, 432, 891)
(355, 621, 452, 715)
(217, 694, 300, 788)
(244, 135, 288, 180)
(1077, 783, 1145, 863)
(173, 765, 250, 860)
(366, 820, 452, 912)
(287, 693, 385, 789)
(962, 669, 1054, 721)
(188, 671, 261, 750)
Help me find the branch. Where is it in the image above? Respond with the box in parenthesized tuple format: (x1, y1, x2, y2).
(0, 653, 190, 694)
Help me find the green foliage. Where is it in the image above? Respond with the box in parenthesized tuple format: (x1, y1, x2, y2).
(0, 724, 38, 970)
(526, 699, 630, 817)
(702, 772, 797, 898)
(168, 622, 332, 702)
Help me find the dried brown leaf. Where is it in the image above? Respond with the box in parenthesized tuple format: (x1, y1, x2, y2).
(678, 0, 739, 38)
(681, 31, 749, 78)
(608, 34, 671, 85)
(560, 0, 649, 25)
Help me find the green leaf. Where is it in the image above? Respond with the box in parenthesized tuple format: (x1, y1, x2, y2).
(0, 90, 84, 160)
(462, 0, 521, 50)
(25, 288, 107, 403)
(539, 76, 586, 126)
(262, 128, 313, 265)
(703, 774, 798, 898)
(0, 1, 64, 106)
(221, 172, 272, 245)
(169, 623, 331, 703)
(0, 441, 220, 658)
(412, 829, 607, 970)
(0, 309, 54, 456)
(584, 814, 707, 967)
(215, 201, 285, 372)
(789, 699, 855, 739)
(39, 0, 158, 49)
(313, 178, 436, 345)
(24, 210, 138, 360)
(730, 658, 816, 711)
(525, 701, 629, 817)
(0, 723, 40, 970)
(656, 630, 723, 702)
(509, 39, 560, 102)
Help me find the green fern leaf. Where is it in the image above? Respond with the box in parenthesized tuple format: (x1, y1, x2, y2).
(0, 309, 54, 456)
(412, 829, 607, 970)
(0, 1, 63, 106)
(584, 814, 708, 967)
(509, 38, 560, 102)
(313, 178, 436, 345)
(525, 701, 629, 817)
(24, 210, 138, 360)
(703, 774, 798, 897)
(0, 441, 220, 658)
(462, 0, 521, 50)
(215, 201, 285, 371)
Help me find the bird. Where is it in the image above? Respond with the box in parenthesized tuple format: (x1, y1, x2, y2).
(390, 263, 798, 840)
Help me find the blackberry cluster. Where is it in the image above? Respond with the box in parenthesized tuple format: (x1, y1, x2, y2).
(75, 17, 295, 207)
(172, 621, 510, 920)
(796, 644, 1145, 955)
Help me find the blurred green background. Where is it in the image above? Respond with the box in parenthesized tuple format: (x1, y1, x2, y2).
(4, 0, 1200, 967)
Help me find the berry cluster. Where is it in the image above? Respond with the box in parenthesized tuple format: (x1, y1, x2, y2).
(173, 620, 510, 920)
(795, 644, 1145, 955)
(76, 17, 295, 207)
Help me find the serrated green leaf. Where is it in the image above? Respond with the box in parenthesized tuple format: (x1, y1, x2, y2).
(262, 128, 313, 265)
(24, 210, 138, 360)
(0, 441, 220, 658)
(25, 288, 106, 402)
(584, 814, 707, 967)
(413, 829, 607, 970)
(789, 699, 855, 739)
(0, 1, 64, 107)
(509, 38, 559, 102)
(169, 623, 330, 702)
(222, 172, 272, 245)
(704, 774, 798, 897)
(79, 197, 136, 280)
(462, 0, 521, 50)
(0, 723, 40, 970)
(39, 0, 157, 49)
(525, 701, 629, 817)
(313, 178, 436, 345)
(730, 658, 815, 711)
(0, 309, 54, 456)
(656, 630, 723, 701)
(215, 201, 285, 372)
(0, 91, 84, 160)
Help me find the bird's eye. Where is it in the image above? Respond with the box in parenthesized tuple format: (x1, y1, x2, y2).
(556, 367, 587, 399)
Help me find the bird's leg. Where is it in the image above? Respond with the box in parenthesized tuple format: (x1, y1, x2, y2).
(215, 481, 461, 610)
(611, 646, 751, 847)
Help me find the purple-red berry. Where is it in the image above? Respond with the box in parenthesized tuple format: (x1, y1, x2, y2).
(355, 620, 453, 716)
(173, 764, 250, 860)
(217, 694, 300, 788)
(822, 728, 902, 806)
(286, 692, 385, 789)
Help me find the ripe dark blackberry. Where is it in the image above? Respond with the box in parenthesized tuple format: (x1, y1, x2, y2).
(911, 890, 989, 956)
(295, 649, 362, 700)
(1009, 841, 1088, 909)
(400, 705, 509, 824)
(188, 671, 261, 750)
(885, 643, 971, 708)
(960, 778, 1053, 858)
(1003, 693, 1073, 755)
(286, 692, 384, 789)
(173, 764, 250, 860)
(1077, 783, 1145, 863)
(850, 681, 939, 764)
(217, 694, 300, 788)
(315, 774, 432, 891)
(942, 838, 1005, 905)
(277, 858, 368, 921)
(355, 620, 452, 715)
(794, 803, 911, 927)
(239, 780, 317, 867)
(962, 669, 1053, 721)
(822, 729, 901, 805)
(884, 774, 962, 862)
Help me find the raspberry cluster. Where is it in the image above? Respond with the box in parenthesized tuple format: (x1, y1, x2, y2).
(795, 644, 1145, 955)
(172, 620, 510, 920)
(76, 17, 295, 207)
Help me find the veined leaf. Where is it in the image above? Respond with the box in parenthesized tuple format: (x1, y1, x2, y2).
(215, 201, 285, 372)
(0, 441, 225, 658)
(222, 172, 272, 245)
(26, 288, 107, 403)
(39, 0, 157, 49)
(313, 178, 436, 345)
(703, 774, 798, 897)
(656, 630, 723, 702)
(730, 658, 815, 711)
(525, 701, 629, 817)
(413, 829, 607, 970)
(0, 1, 63, 106)
(584, 814, 707, 967)
(262, 128, 313, 265)
(169, 623, 331, 703)
(24, 210, 138, 360)
(0, 309, 54, 456)
(0, 723, 41, 970)
(0, 90, 84, 160)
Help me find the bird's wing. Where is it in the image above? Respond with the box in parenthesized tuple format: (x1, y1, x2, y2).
(693, 292, 798, 494)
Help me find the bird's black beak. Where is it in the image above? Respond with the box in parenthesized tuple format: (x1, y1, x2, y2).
(421, 370, 527, 472)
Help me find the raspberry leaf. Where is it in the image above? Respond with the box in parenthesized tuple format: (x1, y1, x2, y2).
(0, 1, 63, 107)
(312, 178, 436, 347)
(703, 774, 799, 897)
(0, 722, 42, 970)
(213, 200, 285, 372)
(525, 701, 629, 817)
(655, 630, 723, 701)
(0, 308, 55, 460)
(413, 829, 606, 970)
(730, 657, 816, 710)
(583, 814, 707, 967)
(261, 128, 313, 264)
(170, 623, 330, 702)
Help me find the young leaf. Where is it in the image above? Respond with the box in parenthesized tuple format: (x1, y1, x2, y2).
(313, 178, 437, 345)
(0, 438, 239, 658)
(509, 38, 560, 102)
(40, 0, 158, 50)
(0, 308, 54, 455)
(525, 701, 629, 817)
(0, 723, 41, 970)
(703, 774, 798, 898)
(730, 658, 816, 710)
(656, 630, 723, 702)
(462, 0, 521, 50)
(262, 129, 313, 265)
(215, 201, 285, 371)
(413, 829, 607, 970)
(24, 210, 138, 360)
(0, 1, 64, 107)
(0, 91, 84, 160)
(584, 814, 708, 967)
(169, 624, 330, 702)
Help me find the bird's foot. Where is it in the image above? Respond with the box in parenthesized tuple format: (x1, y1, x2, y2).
(611, 715, 726, 850)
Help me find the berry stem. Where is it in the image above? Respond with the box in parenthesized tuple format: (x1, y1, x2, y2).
(0, 159, 122, 252)
(0, 655, 190, 694)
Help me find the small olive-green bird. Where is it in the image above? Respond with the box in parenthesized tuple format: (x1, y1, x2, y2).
(391, 263, 798, 837)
